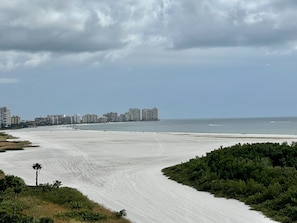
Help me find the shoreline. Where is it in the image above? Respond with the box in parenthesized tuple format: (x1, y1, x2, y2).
(70, 117, 297, 135)
(1, 126, 295, 222)
(21, 124, 297, 138)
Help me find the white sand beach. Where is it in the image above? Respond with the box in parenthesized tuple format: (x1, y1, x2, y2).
(1, 126, 296, 223)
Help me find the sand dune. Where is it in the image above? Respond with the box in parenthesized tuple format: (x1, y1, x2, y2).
(1, 126, 294, 223)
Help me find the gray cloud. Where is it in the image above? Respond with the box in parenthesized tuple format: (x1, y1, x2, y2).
(166, 1, 297, 49)
(0, 0, 296, 69)
(0, 1, 124, 52)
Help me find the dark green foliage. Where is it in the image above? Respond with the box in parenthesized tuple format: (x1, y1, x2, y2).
(0, 175, 25, 192)
(56, 210, 107, 221)
(32, 185, 94, 210)
(39, 217, 54, 223)
(0, 175, 26, 220)
(162, 142, 297, 223)
(0, 176, 114, 222)
(0, 210, 34, 223)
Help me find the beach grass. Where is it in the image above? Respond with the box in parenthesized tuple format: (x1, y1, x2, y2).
(0, 132, 36, 152)
(0, 172, 131, 223)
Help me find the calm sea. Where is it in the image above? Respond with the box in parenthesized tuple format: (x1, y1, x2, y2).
(74, 117, 297, 135)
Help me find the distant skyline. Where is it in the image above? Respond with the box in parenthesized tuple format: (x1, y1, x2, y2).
(1, 1, 297, 120)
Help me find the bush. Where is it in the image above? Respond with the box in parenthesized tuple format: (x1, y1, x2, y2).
(33, 186, 93, 210)
(163, 142, 297, 223)
(0, 210, 34, 223)
(39, 217, 54, 223)
(56, 210, 107, 221)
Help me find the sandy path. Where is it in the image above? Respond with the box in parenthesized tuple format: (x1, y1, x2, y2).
(1, 126, 295, 223)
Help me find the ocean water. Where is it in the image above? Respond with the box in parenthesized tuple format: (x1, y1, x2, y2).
(74, 117, 297, 135)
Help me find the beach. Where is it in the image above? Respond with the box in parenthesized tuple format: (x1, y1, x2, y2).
(1, 126, 296, 223)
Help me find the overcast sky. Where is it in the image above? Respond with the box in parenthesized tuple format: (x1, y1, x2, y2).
(1, 0, 297, 120)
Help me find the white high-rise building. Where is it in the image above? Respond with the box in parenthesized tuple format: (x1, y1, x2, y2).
(129, 108, 141, 121)
(0, 107, 11, 127)
(11, 116, 21, 125)
(142, 107, 158, 121)
(72, 114, 81, 124)
(46, 115, 59, 125)
(82, 114, 98, 123)
(103, 112, 118, 122)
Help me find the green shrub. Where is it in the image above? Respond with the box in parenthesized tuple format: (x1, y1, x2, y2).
(32, 186, 93, 210)
(39, 217, 54, 223)
(163, 142, 297, 223)
(56, 210, 107, 221)
(0, 210, 34, 223)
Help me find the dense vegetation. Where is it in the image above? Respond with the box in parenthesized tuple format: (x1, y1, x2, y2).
(0, 171, 129, 223)
(163, 142, 297, 223)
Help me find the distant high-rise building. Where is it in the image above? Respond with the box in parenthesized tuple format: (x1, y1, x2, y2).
(103, 112, 118, 122)
(129, 108, 141, 121)
(124, 112, 131, 121)
(11, 116, 21, 125)
(46, 115, 59, 125)
(0, 107, 11, 127)
(59, 115, 72, 124)
(142, 107, 158, 121)
(98, 116, 108, 123)
(82, 114, 98, 123)
(35, 116, 47, 125)
(72, 114, 81, 124)
(118, 114, 126, 122)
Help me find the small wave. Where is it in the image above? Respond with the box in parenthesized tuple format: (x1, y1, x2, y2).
(208, 124, 222, 127)
(270, 121, 291, 124)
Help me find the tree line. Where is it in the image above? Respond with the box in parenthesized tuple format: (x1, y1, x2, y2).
(162, 142, 297, 223)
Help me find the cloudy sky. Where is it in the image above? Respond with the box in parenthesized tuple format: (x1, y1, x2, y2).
(1, 0, 297, 120)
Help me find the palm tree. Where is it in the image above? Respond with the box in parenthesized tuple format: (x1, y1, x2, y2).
(32, 163, 42, 186)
